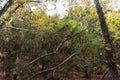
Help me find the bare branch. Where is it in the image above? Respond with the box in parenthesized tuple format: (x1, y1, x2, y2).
(8, 26, 37, 31)
(30, 0, 41, 3)
(20, 52, 53, 72)
(30, 53, 76, 79)
(104, 9, 112, 14)
(17, 28, 88, 74)
(18, 31, 72, 72)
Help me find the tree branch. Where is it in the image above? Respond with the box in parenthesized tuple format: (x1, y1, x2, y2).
(30, 53, 76, 79)
(17, 28, 88, 73)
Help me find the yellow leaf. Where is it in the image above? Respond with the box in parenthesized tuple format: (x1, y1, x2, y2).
(32, 31, 37, 34)
(0, 52, 3, 57)
(100, 53, 103, 55)
(116, 64, 120, 69)
(26, 0, 30, 3)
(38, 64, 42, 69)
(105, 47, 111, 50)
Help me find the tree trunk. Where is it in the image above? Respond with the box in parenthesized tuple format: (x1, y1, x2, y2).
(0, 0, 15, 17)
(94, 0, 119, 80)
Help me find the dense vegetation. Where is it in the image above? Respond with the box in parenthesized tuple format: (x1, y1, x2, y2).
(0, 0, 120, 80)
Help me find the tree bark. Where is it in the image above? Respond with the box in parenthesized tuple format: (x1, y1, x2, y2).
(94, 0, 119, 80)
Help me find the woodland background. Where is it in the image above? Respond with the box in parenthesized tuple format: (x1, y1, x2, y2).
(0, 0, 120, 80)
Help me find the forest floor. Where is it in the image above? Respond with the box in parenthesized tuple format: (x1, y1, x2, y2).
(32, 71, 103, 80)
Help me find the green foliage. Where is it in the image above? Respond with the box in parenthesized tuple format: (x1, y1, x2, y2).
(2, 1, 120, 79)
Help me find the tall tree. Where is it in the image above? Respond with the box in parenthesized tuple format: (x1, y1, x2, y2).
(94, 0, 119, 80)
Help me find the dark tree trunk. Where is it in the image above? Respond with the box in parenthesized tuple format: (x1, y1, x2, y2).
(85, 66, 91, 80)
(0, 0, 15, 17)
(0, 0, 15, 28)
(94, 0, 119, 80)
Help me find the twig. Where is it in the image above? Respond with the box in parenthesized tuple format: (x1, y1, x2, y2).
(7, 26, 38, 32)
(30, 53, 76, 79)
(104, 9, 112, 14)
(53, 34, 71, 53)
(30, 0, 41, 3)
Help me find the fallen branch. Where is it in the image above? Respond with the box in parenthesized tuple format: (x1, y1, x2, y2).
(30, 53, 76, 79)
(16, 28, 88, 75)
(18, 28, 88, 73)
(19, 32, 72, 72)
(20, 52, 53, 72)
